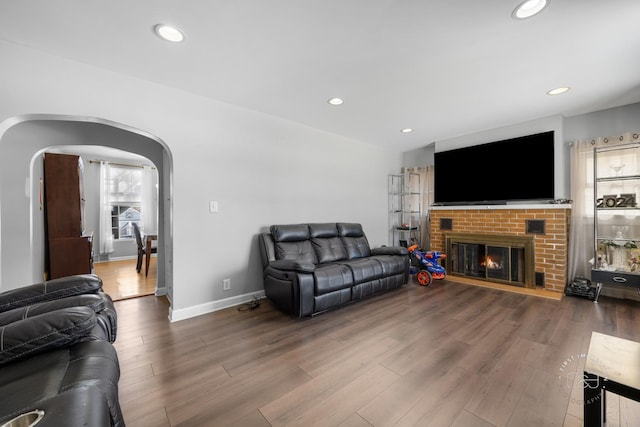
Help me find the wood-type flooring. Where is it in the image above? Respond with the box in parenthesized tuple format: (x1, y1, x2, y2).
(95, 257, 156, 301)
(110, 278, 640, 426)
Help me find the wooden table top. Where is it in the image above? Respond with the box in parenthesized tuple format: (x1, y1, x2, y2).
(585, 331, 640, 390)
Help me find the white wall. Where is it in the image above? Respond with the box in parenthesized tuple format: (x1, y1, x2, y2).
(0, 40, 403, 320)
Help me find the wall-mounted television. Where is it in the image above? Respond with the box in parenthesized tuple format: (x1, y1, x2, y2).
(433, 131, 555, 205)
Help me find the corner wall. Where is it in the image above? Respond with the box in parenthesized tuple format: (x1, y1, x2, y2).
(0, 40, 403, 320)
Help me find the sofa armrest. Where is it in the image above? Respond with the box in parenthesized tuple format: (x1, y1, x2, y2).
(371, 246, 409, 256)
(0, 294, 106, 327)
(268, 259, 316, 273)
(0, 274, 102, 313)
(0, 306, 97, 365)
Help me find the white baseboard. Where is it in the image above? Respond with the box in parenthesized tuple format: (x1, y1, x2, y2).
(168, 290, 266, 322)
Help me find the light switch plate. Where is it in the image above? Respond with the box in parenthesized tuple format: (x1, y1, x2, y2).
(209, 201, 218, 213)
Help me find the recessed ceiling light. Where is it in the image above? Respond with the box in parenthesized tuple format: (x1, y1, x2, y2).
(547, 86, 570, 95)
(327, 97, 344, 106)
(512, 0, 549, 19)
(154, 24, 185, 43)
(401, 128, 414, 133)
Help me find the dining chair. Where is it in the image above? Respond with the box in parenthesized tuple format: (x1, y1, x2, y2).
(132, 222, 157, 273)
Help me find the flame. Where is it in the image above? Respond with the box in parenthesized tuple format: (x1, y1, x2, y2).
(481, 256, 501, 269)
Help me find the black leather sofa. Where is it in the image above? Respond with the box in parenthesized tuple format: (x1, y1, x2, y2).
(0, 274, 124, 427)
(259, 222, 410, 317)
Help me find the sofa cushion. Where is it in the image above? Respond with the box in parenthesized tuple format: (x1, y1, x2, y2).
(337, 223, 371, 259)
(0, 294, 105, 326)
(340, 258, 383, 284)
(309, 223, 339, 238)
(371, 255, 408, 276)
(274, 241, 318, 264)
(0, 275, 102, 314)
(312, 237, 348, 263)
(309, 223, 347, 263)
(0, 306, 97, 365)
(0, 340, 123, 427)
(341, 236, 371, 259)
(314, 264, 354, 295)
(271, 224, 318, 264)
(268, 259, 316, 273)
(337, 222, 365, 237)
(0, 292, 118, 344)
(270, 224, 310, 242)
(342, 235, 372, 259)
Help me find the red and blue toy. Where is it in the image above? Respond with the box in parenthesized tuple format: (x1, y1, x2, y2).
(408, 244, 447, 286)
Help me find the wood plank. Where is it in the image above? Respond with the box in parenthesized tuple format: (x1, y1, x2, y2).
(107, 276, 640, 427)
(95, 258, 156, 301)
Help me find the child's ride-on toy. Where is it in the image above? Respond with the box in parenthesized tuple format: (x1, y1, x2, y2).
(408, 244, 447, 286)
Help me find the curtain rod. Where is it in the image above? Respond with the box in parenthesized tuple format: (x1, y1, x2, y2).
(88, 160, 155, 170)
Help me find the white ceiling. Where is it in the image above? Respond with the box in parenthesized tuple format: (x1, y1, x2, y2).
(1, 1, 639, 152)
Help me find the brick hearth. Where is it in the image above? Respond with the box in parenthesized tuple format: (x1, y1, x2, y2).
(429, 205, 571, 293)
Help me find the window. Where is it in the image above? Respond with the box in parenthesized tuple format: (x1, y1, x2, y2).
(109, 166, 143, 240)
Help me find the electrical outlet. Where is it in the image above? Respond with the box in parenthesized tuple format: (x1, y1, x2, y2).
(223, 278, 231, 291)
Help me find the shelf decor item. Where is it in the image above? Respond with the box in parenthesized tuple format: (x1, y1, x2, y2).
(591, 142, 640, 301)
(596, 193, 637, 208)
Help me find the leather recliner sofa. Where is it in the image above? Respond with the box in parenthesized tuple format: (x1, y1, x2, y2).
(0, 274, 124, 427)
(259, 222, 410, 317)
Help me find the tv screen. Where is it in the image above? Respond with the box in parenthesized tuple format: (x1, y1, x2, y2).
(433, 131, 555, 205)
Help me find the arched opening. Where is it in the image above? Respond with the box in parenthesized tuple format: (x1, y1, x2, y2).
(0, 114, 174, 310)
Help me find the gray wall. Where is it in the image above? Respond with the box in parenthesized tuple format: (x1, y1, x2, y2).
(564, 102, 640, 142)
(0, 40, 403, 321)
(0, 120, 167, 293)
(2, 37, 637, 319)
(401, 104, 640, 202)
(403, 115, 569, 200)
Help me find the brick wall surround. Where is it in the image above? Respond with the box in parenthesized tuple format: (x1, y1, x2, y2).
(429, 207, 571, 293)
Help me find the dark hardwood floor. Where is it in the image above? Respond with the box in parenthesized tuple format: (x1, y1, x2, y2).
(112, 279, 640, 426)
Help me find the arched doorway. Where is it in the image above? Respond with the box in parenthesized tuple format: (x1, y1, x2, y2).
(0, 114, 174, 308)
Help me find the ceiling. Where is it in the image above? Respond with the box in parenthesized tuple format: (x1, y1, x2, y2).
(1, 1, 639, 152)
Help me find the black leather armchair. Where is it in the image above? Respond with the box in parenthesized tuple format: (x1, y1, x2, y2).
(0, 274, 124, 427)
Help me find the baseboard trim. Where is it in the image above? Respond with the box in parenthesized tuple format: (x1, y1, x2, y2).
(168, 290, 266, 322)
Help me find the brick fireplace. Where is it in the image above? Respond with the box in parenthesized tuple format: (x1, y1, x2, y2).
(429, 205, 571, 293)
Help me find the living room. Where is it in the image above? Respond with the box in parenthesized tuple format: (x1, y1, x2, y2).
(1, 1, 639, 426)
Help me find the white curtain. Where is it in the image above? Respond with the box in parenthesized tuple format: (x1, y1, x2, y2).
(568, 131, 640, 282)
(141, 166, 157, 234)
(403, 165, 434, 250)
(98, 161, 114, 255)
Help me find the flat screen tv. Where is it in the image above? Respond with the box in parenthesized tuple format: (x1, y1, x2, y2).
(433, 131, 555, 205)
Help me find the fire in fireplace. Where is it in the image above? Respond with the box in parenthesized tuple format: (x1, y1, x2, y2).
(482, 256, 501, 269)
(444, 233, 534, 288)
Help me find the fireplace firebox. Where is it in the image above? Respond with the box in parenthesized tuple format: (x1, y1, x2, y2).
(445, 233, 535, 288)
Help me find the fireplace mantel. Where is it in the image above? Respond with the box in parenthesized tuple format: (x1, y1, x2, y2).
(431, 203, 571, 211)
(429, 206, 571, 293)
